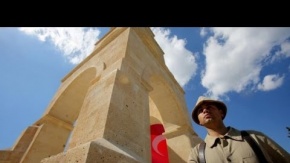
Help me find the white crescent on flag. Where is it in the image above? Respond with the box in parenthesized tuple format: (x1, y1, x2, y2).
(152, 135, 166, 156)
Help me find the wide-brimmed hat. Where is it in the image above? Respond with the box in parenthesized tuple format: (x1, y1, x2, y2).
(192, 96, 227, 125)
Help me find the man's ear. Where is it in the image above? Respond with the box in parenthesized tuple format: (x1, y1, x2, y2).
(219, 109, 224, 119)
(198, 120, 203, 126)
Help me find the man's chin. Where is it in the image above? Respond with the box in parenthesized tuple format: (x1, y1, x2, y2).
(205, 118, 213, 122)
(200, 118, 214, 126)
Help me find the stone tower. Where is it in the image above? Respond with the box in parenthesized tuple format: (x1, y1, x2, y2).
(0, 27, 201, 163)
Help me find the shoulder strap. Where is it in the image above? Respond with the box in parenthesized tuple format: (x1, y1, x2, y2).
(198, 142, 206, 163)
(241, 130, 268, 163)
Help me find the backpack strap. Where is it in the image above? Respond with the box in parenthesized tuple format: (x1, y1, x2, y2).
(241, 130, 268, 163)
(198, 142, 206, 163)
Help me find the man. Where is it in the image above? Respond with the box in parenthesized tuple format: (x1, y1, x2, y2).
(188, 96, 290, 163)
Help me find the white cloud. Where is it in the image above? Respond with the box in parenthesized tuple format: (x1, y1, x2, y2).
(201, 27, 290, 99)
(271, 40, 290, 63)
(281, 41, 290, 57)
(151, 27, 198, 87)
(200, 28, 207, 37)
(18, 27, 101, 64)
(257, 74, 284, 91)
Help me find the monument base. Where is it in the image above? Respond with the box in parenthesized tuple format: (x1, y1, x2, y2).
(41, 138, 143, 163)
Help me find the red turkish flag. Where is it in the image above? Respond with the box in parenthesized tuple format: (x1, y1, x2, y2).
(150, 124, 169, 163)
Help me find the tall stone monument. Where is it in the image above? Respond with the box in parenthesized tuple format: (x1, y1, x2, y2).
(0, 27, 201, 163)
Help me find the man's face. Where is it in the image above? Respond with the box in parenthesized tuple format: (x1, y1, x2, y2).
(197, 103, 224, 126)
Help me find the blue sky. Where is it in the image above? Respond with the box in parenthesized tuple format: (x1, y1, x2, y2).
(0, 27, 289, 152)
